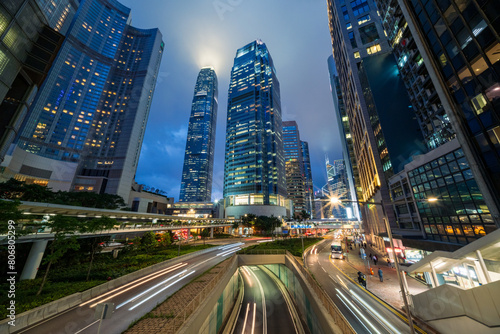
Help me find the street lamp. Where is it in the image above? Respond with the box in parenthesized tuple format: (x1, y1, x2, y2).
(328, 197, 417, 334)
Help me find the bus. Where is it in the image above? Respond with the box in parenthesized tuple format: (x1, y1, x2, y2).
(331, 241, 344, 259)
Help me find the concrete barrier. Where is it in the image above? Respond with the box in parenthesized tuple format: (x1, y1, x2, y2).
(0, 246, 218, 334)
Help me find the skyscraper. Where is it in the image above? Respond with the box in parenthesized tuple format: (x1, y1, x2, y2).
(394, 0, 500, 227)
(301, 141, 314, 216)
(180, 67, 218, 202)
(328, 55, 361, 220)
(1, 0, 164, 202)
(0, 0, 66, 162)
(223, 40, 288, 218)
(283, 121, 306, 217)
(326, 0, 413, 248)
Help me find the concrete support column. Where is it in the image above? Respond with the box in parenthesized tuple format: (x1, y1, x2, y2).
(476, 250, 492, 283)
(20, 240, 48, 280)
(430, 262, 439, 288)
(210, 227, 214, 238)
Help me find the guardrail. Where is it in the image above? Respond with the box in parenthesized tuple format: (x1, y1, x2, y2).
(286, 251, 356, 334)
(237, 249, 286, 255)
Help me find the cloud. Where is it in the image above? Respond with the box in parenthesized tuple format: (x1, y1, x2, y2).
(125, 0, 344, 201)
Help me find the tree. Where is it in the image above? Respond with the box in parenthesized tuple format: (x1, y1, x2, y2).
(0, 200, 24, 233)
(300, 210, 310, 222)
(200, 228, 211, 245)
(158, 232, 172, 247)
(140, 231, 158, 252)
(37, 215, 80, 295)
(0, 179, 25, 199)
(80, 216, 117, 281)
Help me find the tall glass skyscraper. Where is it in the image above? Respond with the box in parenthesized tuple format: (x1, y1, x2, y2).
(283, 121, 306, 216)
(1, 0, 163, 201)
(301, 141, 314, 216)
(223, 40, 287, 218)
(180, 67, 218, 202)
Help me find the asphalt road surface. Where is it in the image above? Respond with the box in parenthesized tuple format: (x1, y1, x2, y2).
(233, 265, 301, 334)
(306, 238, 423, 334)
(16, 242, 245, 334)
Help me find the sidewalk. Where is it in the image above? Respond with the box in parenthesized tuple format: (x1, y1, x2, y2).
(333, 244, 429, 310)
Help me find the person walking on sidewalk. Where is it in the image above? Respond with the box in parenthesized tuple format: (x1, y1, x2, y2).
(378, 268, 383, 282)
(373, 255, 378, 266)
(387, 258, 392, 268)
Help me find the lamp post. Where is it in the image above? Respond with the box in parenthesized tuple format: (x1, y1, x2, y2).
(329, 197, 417, 334)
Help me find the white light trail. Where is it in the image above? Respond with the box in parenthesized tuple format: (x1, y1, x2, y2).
(81, 262, 187, 307)
(351, 290, 400, 333)
(248, 267, 267, 334)
(251, 302, 257, 334)
(117, 269, 188, 309)
(128, 270, 196, 311)
(242, 303, 250, 334)
(336, 289, 381, 334)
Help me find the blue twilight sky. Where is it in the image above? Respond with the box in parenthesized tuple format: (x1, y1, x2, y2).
(121, 0, 343, 202)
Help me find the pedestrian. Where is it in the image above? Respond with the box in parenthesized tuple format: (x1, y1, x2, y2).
(369, 252, 372, 260)
(364, 242, 367, 248)
(378, 268, 383, 282)
(358, 271, 367, 288)
(387, 258, 392, 268)
(373, 255, 378, 266)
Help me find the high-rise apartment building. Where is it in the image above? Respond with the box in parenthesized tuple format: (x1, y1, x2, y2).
(223, 40, 288, 218)
(301, 141, 314, 216)
(1, 0, 164, 202)
(283, 121, 306, 217)
(179, 67, 218, 203)
(395, 0, 500, 227)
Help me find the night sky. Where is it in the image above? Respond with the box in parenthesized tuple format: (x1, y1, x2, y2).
(121, 0, 343, 202)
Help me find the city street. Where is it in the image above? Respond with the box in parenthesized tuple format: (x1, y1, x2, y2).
(233, 265, 301, 334)
(306, 238, 424, 334)
(15, 243, 244, 334)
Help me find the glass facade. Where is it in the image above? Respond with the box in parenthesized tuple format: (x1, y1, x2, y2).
(180, 67, 218, 202)
(405, 0, 500, 218)
(10, 0, 163, 199)
(223, 40, 286, 206)
(409, 147, 496, 244)
(375, 0, 456, 150)
(0, 0, 64, 161)
(283, 121, 306, 216)
(301, 141, 314, 216)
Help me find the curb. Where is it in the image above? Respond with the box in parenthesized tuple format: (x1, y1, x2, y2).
(1, 246, 218, 334)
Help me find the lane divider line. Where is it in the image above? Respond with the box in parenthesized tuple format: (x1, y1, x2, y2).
(328, 255, 426, 334)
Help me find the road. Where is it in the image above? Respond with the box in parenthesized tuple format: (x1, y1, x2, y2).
(306, 238, 422, 334)
(233, 265, 302, 334)
(15, 242, 245, 334)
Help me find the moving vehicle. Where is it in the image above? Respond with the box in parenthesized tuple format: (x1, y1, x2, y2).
(331, 241, 344, 259)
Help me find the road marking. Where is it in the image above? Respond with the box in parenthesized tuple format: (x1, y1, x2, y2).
(81, 262, 187, 307)
(247, 267, 267, 334)
(74, 320, 99, 334)
(242, 303, 250, 334)
(336, 288, 381, 334)
(322, 266, 326, 272)
(128, 270, 195, 311)
(328, 274, 337, 283)
(336, 292, 373, 334)
(329, 256, 426, 333)
(251, 303, 257, 334)
(351, 290, 399, 333)
(117, 269, 188, 309)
